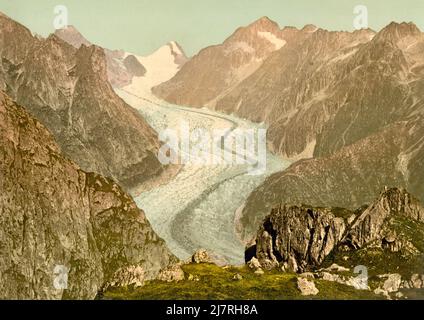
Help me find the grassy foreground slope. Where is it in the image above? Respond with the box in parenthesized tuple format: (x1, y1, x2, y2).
(102, 263, 380, 300)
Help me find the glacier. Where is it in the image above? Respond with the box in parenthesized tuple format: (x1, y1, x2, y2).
(116, 88, 290, 265)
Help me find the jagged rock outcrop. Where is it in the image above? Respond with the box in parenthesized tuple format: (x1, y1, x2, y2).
(0, 13, 166, 191)
(247, 188, 424, 273)
(0, 91, 176, 299)
(251, 205, 347, 272)
(346, 187, 424, 249)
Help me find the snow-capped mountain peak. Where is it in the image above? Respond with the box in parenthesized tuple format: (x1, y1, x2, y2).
(54, 24, 188, 92)
(119, 41, 189, 100)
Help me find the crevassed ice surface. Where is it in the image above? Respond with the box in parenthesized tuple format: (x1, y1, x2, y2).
(116, 89, 290, 265)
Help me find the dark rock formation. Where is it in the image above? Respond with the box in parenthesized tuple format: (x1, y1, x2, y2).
(0, 91, 176, 299)
(252, 205, 347, 272)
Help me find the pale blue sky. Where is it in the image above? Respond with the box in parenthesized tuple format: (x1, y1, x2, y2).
(0, 0, 423, 56)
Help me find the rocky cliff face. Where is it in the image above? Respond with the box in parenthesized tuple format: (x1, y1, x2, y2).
(247, 188, 424, 273)
(253, 205, 347, 272)
(0, 91, 176, 299)
(152, 17, 308, 107)
(0, 13, 166, 191)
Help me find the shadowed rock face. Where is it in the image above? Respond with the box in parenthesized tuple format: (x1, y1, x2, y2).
(0, 14, 165, 191)
(0, 91, 176, 299)
(248, 188, 424, 273)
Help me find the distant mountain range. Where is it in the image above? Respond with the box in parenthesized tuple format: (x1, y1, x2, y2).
(153, 17, 317, 107)
(54, 25, 188, 91)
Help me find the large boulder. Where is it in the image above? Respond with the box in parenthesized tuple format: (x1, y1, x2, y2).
(297, 277, 319, 296)
(157, 264, 185, 282)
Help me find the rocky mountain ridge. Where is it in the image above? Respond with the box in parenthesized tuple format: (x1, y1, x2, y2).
(152, 16, 309, 107)
(0, 90, 176, 299)
(0, 13, 167, 191)
(244, 187, 424, 298)
(54, 25, 188, 89)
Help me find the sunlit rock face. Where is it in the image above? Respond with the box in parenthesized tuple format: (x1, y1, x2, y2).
(0, 91, 176, 299)
(152, 17, 304, 108)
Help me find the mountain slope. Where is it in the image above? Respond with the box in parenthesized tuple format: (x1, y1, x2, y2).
(0, 90, 176, 299)
(213, 22, 424, 161)
(238, 123, 409, 241)
(152, 17, 310, 107)
(216, 27, 378, 157)
(0, 13, 166, 190)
